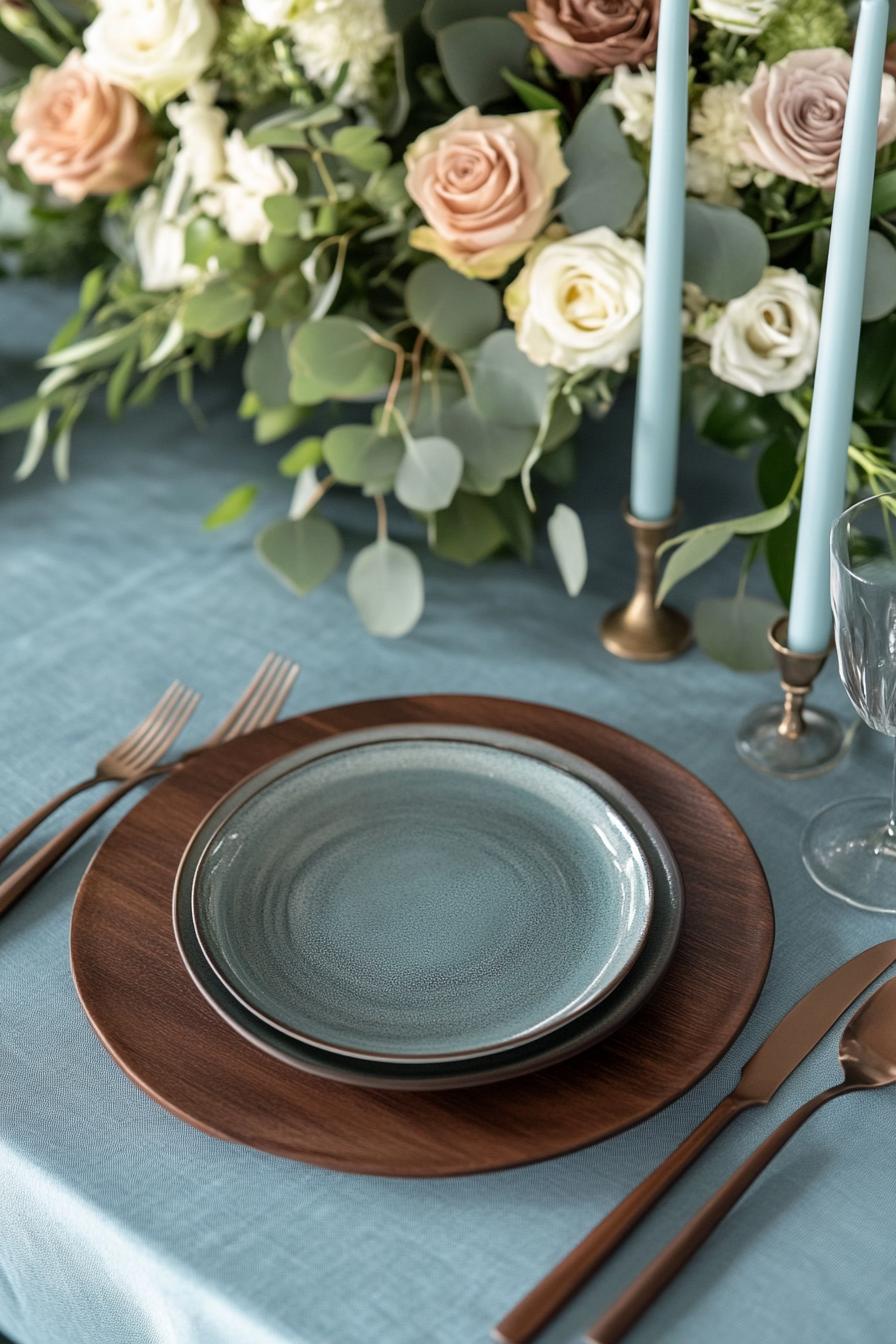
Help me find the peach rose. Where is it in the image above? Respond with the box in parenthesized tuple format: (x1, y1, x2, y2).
(8, 52, 156, 203)
(512, 0, 660, 77)
(742, 48, 896, 190)
(404, 108, 568, 280)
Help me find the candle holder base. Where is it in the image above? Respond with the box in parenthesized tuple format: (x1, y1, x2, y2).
(600, 504, 692, 662)
(735, 616, 848, 779)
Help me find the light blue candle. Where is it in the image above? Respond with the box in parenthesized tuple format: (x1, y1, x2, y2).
(629, 0, 690, 523)
(788, 0, 890, 653)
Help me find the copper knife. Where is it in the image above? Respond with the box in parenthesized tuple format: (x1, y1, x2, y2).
(493, 939, 896, 1344)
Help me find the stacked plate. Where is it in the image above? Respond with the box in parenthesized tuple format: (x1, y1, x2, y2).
(173, 725, 684, 1090)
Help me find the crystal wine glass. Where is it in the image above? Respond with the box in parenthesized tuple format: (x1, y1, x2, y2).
(802, 493, 896, 912)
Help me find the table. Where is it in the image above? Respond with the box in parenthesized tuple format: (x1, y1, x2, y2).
(1, 279, 893, 1344)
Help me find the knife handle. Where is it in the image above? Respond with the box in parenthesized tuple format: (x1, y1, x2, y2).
(493, 1093, 748, 1344)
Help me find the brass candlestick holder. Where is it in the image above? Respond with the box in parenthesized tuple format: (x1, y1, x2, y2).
(736, 615, 847, 778)
(600, 503, 691, 662)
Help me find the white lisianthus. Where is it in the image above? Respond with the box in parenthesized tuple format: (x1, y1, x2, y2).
(599, 66, 656, 145)
(291, 0, 393, 105)
(83, 0, 219, 112)
(505, 226, 646, 374)
(245, 0, 310, 27)
(203, 131, 298, 245)
(694, 0, 780, 34)
(687, 82, 759, 202)
(132, 188, 198, 292)
(167, 84, 227, 193)
(706, 268, 820, 395)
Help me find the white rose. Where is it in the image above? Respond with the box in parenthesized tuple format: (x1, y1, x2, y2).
(202, 130, 298, 245)
(84, 0, 219, 112)
(707, 267, 820, 395)
(167, 84, 227, 193)
(244, 0, 308, 27)
(599, 66, 656, 145)
(505, 227, 645, 374)
(694, 0, 780, 34)
(291, 0, 393, 105)
(133, 188, 198, 292)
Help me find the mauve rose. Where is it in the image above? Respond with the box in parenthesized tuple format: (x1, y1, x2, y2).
(512, 0, 660, 77)
(404, 108, 568, 279)
(742, 47, 896, 190)
(9, 52, 155, 203)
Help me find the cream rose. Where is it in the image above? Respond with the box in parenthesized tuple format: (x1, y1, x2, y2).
(8, 52, 155, 203)
(743, 49, 896, 189)
(694, 0, 780, 35)
(84, 0, 219, 112)
(707, 267, 820, 395)
(505, 226, 645, 372)
(405, 108, 568, 280)
(202, 131, 298, 245)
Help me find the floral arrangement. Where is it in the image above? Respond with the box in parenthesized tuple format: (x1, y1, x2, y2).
(2, 0, 896, 648)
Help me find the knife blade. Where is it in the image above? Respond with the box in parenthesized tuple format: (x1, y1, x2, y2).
(493, 938, 896, 1344)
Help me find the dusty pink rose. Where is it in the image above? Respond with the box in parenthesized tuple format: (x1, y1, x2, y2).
(404, 108, 568, 279)
(742, 48, 896, 190)
(9, 51, 156, 203)
(512, 0, 660, 77)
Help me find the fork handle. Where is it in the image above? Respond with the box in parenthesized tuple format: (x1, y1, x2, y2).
(0, 776, 105, 867)
(0, 776, 150, 918)
(586, 1082, 855, 1344)
(493, 1094, 748, 1344)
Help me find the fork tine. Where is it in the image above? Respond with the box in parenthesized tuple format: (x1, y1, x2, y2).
(221, 655, 288, 741)
(226, 659, 299, 741)
(127, 685, 200, 770)
(204, 653, 280, 746)
(109, 682, 187, 768)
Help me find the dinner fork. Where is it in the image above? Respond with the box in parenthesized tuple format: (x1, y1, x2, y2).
(0, 652, 300, 919)
(0, 682, 201, 867)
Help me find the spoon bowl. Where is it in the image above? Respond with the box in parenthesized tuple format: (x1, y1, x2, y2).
(839, 975, 896, 1086)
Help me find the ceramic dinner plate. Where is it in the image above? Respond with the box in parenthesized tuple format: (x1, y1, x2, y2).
(174, 726, 684, 1090)
(188, 734, 654, 1063)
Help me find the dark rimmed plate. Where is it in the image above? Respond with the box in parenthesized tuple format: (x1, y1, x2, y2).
(173, 726, 683, 1091)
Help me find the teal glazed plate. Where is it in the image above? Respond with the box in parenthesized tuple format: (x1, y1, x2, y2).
(189, 733, 654, 1064)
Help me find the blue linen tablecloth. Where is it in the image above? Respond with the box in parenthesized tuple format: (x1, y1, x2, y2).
(1, 279, 894, 1344)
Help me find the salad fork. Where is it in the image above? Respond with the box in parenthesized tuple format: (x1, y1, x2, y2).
(0, 652, 300, 919)
(0, 681, 201, 867)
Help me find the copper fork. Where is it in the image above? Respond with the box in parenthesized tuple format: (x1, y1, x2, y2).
(0, 652, 300, 919)
(0, 682, 201, 867)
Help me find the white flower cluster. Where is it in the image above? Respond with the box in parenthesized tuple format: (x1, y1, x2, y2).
(248, 0, 394, 106)
(599, 66, 656, 145)
(687, 82, 762, 203)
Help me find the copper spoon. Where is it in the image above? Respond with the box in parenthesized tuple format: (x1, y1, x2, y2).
(587, 975, 896, 1344)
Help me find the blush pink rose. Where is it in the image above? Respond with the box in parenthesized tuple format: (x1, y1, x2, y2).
(404, 108, 569, 279)
(742, 47, 896, 190)
(512, 0, 660, 77)
(9, 51, 156, 203)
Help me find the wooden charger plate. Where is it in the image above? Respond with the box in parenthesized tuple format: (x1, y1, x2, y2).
(71, 696, 774, 1177)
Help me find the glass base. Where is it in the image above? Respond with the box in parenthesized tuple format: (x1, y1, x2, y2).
(802, 796, 896, 913)
(736, 702, 848, 779)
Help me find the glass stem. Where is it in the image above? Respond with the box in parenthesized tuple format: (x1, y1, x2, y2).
(888, 737, 896, 843)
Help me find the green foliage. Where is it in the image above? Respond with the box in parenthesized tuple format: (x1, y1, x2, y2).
(347, 539, 424, 636)
(255, 515, 343, 596)
(405, 261, 502, 351)
(862, 232, 896, 322)
(203, 484, 259, 530)
(759, 0, 849, 64)
(558, 95, 645, 234)
(693, 596, 784, 672)
(289, 317, 394, 397)
(684, 201, 769, 302)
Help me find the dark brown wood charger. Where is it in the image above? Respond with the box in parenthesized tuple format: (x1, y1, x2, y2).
(71, 696, 774, 1177)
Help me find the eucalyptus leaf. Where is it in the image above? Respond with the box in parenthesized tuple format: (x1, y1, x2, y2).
(436, 17, 529, 105)
(871, 167, 896, 216)
(423, 0, 515, 31)
(766, 507, 800, 606)
(105, 345, 138, 419)
(683, 200, 769, 301)
(501, 69, 565, 113)
(547, 504, 588, 596)
(694, 596, 784, 672)
(244, 326, 292, 409)
(405, 260, 501, 351)
(491, 484, 534, 561)
(255, 515, 342, 596)
(472, 330, 551, 428)
(279, 436, 324, 476)
(0, 396, 46, 433)
(255, 404, 306, 444)
(347, 539, 424, 637)
(441, 397, 532, 494)
(432, 491, 508, 564)
(289, 316, 394, 397)
(862, 231, 896, 322)
(558, 97, 644, 234)
(323, 424, 404, 485)
(395, 435, 464, 511)
(263, 194, 303, 236)
(203, 483, 258, 530)
(855, 314, 896, 413)
(656, 527, 734, 605)
(182, 280, 255, 338)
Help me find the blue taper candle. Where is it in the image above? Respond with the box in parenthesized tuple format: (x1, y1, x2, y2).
(629, 0, 690, 523)
(788, 0, 890, 653)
